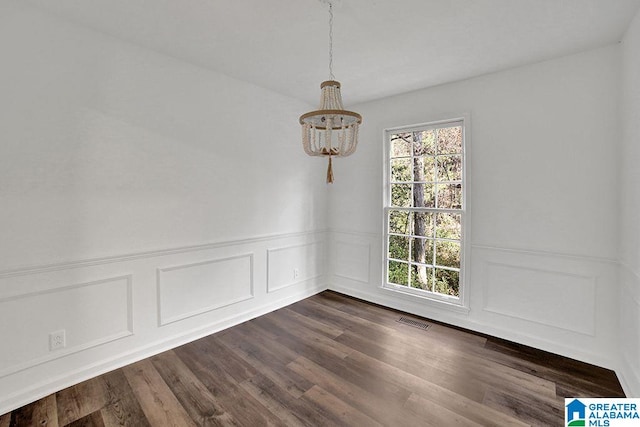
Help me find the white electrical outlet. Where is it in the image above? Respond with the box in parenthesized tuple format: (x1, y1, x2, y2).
(293, 268, 300, 279)
(49, 330, 66, 351)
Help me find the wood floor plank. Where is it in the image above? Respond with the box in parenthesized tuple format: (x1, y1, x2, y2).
(28, 394, 58, 427)
(296, 342, 413, 405)
(314, 292, 489, 348)
(220, 320, 301, 364)
(258, 310, 354, 359)
(311, 295, 562, 403)
(7, 405, 33, 427)
(301, 385, 384, 427)
(307, 294, 489, 358)
(150, 349, 238, 426)
(239, 373, 334, 427)
(342, 349, 529, 426)
(98, 370, 150, 427)
(188, 335, 259, 383)
(338, 327, 557, 400)
(296, 295, 487, 362)
(66, 411, 105, 427)
(216, 325, 314, 399)
(483, 337, 625, 396)
(334, 328, 488, 402)
(336, 308, 544, 400)
(122, 359, 196, 427)
(2, 290, 626, 426)
(483, 386, 563, 427)
(174, 342, 287, 427)
(288, 356, 427, 427)
(288, 296, 368, 332)
(279, 306, 345, 339)
(404, 393, 485, 427)
(56, 377, 109, 426)
(238, 375, 305, 427)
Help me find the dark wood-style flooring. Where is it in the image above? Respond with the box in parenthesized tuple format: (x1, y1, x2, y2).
(0, 291, 625, 426)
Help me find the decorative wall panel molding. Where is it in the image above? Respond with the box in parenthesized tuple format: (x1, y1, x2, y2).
(157, 254, 254, 325)
(333, 240, 371, 284)
(267, 242, 323, 293)
(620, 262, 640, 305)
(618, 262, 640, 397)
(620, 352, 640, 397)
(471, 244, 617, 265)
(0, 230, 325, 279)
(482, 262, 596, 336)
(0, 275, 133, 378)
(620, 291, 640, 357)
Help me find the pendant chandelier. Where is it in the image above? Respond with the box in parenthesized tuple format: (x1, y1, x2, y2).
(299, 1, 362, 183)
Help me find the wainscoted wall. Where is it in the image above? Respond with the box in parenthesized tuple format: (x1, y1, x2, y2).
(267, 241, 324, 293)
(332, 233, 372, 285)
(0, 275, 133, 378)
(482, 261, 595, 336)
(470, 246, 618, 365)
(618, 264, 640, 397)
(0, 231, 327, 415)
(158, 254, 254, 325)
(329, 230, 618, 369)
(619, 6, 640, 398)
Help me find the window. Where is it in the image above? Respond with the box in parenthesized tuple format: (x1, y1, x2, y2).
(384, 119, 466, 305)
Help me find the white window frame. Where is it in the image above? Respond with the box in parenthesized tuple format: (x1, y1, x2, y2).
(382, 116, 470, 311)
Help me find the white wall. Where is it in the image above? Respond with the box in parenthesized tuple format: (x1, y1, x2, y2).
(328, 46, 621, 373)
(618, 7, 640, 397)
(0, 1, 328, 413)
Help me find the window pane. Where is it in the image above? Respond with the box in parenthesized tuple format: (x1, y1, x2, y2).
(391, 158, 412, 182)
(420, 156, 436, 181)
(412, 212, 434, 237)
(389, 235, 410, 260)
(410, 264, 433, 291)
(435, 269, 459, 297)
(390, 133, 412, 157)
(436, 184, 462, 209)
(436, 213, 461, 239)
(415, 130, 436, 155)
(388, 261, 409, 286)
(414, 183, 435, 208)
(436, 241, 460, 268)
(437, 155, 462, 182)
(411, 237, 433, 264)
(389, 210, 412, 234)
(436, 126, 462, 154)
(391, 184, 412, 207)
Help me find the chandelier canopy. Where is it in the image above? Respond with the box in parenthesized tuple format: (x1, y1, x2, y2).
(299, 2, 362, 183)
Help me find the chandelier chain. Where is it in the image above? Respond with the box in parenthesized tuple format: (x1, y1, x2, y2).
(328, 2, 334, 80)
(300, 0, 362, 183)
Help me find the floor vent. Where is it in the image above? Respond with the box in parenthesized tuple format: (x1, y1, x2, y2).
(397, 316, 430, 330)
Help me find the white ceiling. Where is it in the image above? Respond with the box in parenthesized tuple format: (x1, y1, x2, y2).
(25, 0, 640, 106)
